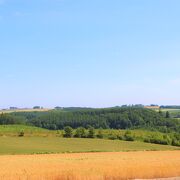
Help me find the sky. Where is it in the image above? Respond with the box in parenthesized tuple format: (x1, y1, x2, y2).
(0, 0, 180, 108)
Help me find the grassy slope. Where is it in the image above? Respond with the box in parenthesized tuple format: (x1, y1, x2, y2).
(0, 137, 179, 155)
(0, 125, 174, 140)
(0, 125, 179, 155)
(0, 125, 57, 136)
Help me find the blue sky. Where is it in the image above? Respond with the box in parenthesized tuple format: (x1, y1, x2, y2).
(0, 0, 180, 108)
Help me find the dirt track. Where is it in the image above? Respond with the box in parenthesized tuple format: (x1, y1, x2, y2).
(0, 151, 180, 180)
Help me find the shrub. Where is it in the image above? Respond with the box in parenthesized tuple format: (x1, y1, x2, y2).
(172, 139, 180, 147)
(144, 138, 151, 143)
(124, 135, 135, 141)
(63, 126, 73, 138)
(96, 129, 104, 139)
(123, 131, 135, 141)
(149, 137, 168, 145)
(163, 134, 172, 145)
(108, 134, 117, 140)
(18, 130, 25, 137)
(118, 135, 123, 140)
(74, 127, 86, 138)
(87, 126, 95, 138)
(173, 133, 180, 141)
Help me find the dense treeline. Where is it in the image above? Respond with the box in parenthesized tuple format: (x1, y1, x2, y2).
(1, 108, 180, 133)
(62, 127, 180, 146)
(160, 105, 180, 109)
(0, 113, 25, 125)
(27, 108, 180, 133)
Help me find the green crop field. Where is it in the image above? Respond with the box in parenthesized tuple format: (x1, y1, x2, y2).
(0, 137, 178, 155)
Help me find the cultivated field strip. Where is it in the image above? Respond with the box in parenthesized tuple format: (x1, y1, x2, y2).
(0, 151, 180, 180)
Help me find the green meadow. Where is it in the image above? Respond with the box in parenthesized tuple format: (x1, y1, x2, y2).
(0, 125, 179, 155)
(0, 137, 178, 155)
(0, 125, 56, 137)
(0, 125, 175, 141)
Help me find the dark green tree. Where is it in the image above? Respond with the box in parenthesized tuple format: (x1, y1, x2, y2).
(165, 111, 170, 118)
(124, 130, 134, 141)
(96, 128, 103, 139)
(87, 126, 95, 138)
(74, 127, 86, 138)
(158, 108, 163, 115)
(63, 126, 73, 138)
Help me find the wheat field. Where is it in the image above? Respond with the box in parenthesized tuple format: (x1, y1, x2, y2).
(0, 151, 180, 180)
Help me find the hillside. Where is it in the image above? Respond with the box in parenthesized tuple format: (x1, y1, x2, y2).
(28, 107, 180, 133)
(1, 107, 180, 133)
(0, 125, 55, 137)
(0, 107, 179, 147)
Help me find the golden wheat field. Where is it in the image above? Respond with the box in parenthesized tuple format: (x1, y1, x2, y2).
(0, 151, 179, 180)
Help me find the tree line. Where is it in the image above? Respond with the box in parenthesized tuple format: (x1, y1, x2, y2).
(63, 126, 180, 147)
(2, 107, 178, 133)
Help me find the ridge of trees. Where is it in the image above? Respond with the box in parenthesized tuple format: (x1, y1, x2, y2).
(0, 107, 180, 133)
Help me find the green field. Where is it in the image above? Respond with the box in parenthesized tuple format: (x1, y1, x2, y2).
(0, 125, 179, 155)
(0, 137, 178, 155)
(0, 125, 173, 141)
(157, 108, 180, 118)
(160, 108, 180, 112)
(0, 125, 57, 137)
